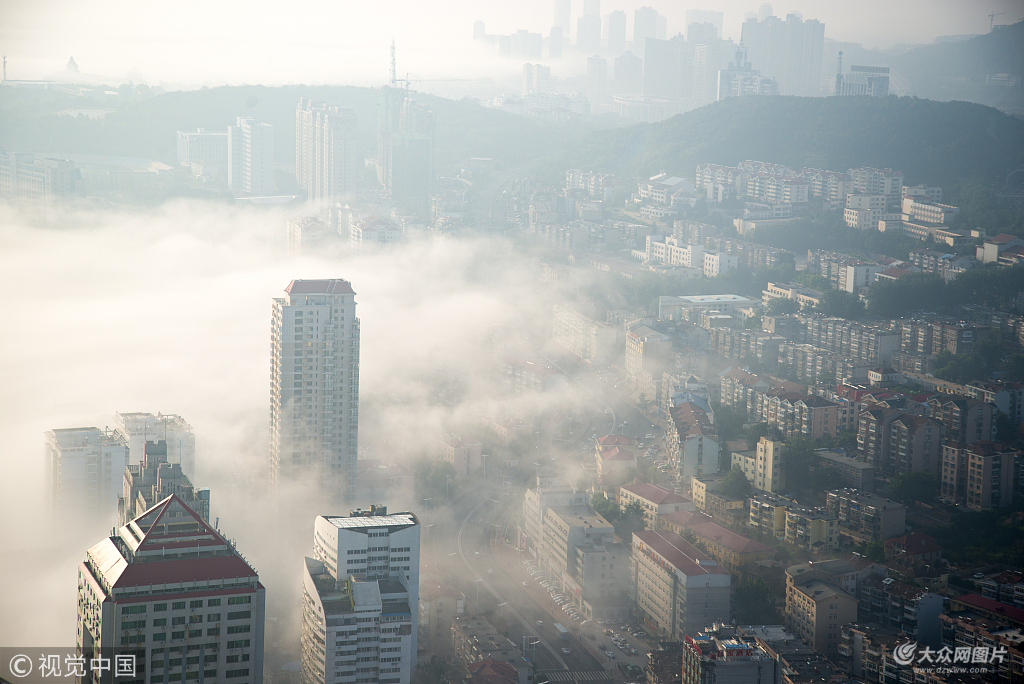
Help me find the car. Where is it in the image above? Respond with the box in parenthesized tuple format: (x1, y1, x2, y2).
(522, 581, 529, 586)
(598, 644, 606, 650)
(630, 649, 639, 656)
(562, 648, 570, 655)
(974, 573, 986, 579)
(537, 620, 544, 626)
(609, 654, 616, 659)
(646, 433, 654, 439)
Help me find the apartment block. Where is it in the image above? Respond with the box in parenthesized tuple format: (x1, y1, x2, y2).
(45, 427, 128, 520)
(818, 451, 875, 490)
(938, 613, 1024, 684)
(748, 493, 796, 539)
(940, 441, 1017, 510)
(659, 510, 775, 577)
(927, 396, 995, 445)
(784, 507, 838, 554)
(857, 575, 943, 646)
(439, 435, 482, 476)
(176, 128, 229, 167)
(418, 579, 463, 655)
(521, 482, 588, 557)
(295, 99, 359, 203)
(0, 151, 79, 221)
(825, 488, 906, 543)
(886, 414, 941, 477)
(785, 562, 858, 656)
(732, 438, 786, 493)
(77, 495, 264, 681)
(630, 530, 731, 639)
(302, 506, 419, 684)
(451, 616, 532, 684)
(227, 117, 274, 196)
(666, 401, 721, 483)
(270, 279, 360, 500)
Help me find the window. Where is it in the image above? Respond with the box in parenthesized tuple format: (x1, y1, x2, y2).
(227, 611, 251, 620)
(208, 613, 221, 622)
(207, 599, 221, 607)
(225, 669, 250, 679)
(226, 640, 250, 649)
(123, 619, 146, 629)
(121, 635, 146, 645)
(207, 628, 220, 637)
(227, 596, 251, 605)
(189, 615, 203, 624)
(153, 618, 167, 627)
(190, 600, 203, 609)
(227, 625, 251, 634)
(172, 617, 186, 626)
(172, 602, 185, 610)
(122, 605, 147, 615)
(188, 629, 202, 638)
(154, 603, 168, 612)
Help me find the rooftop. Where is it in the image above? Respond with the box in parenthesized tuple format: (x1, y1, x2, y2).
(620, 482, 690, 506)
(634, 530, 729, 577)
(285, 279, 355, 295)
(322, 512, 418, 530)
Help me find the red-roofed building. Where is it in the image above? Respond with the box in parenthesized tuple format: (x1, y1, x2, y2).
(77, 494, 265, 668)
(950, 594, 1024, 629)
(595, 438, 637, 478)
(978, 234, 1024, 264)
(666, 401, 721, 482)
(658, 510, 775, 578)
(419, 578, 465, 655)
(884, 533, 941, 564)
(631, 530, 731, 638)
(466, 659, 519, 684)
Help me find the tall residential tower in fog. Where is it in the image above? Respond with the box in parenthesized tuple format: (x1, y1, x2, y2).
(295, 99, 360, 204)
(270, 279, 360, 501)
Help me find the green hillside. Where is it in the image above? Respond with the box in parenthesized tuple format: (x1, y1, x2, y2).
(0, 84, 568, 172)
(549, 94, 1024, 188)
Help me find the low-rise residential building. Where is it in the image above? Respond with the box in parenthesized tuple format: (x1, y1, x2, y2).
(939, 612, 1024, 684)
(618, 482, 695, 527)
(451, 616, 533, 684)
(682, 633, 781, 684)
(690, 475, 746, 520)
(521, 481, 588, 557)
(883, 533, 941, 565)
(659, 294, 758, 322)
(857, 575, 944, 646)
(754, 393, 839, 440)
(785, 563, 859, 656)
(978, 570, 1024, 608)
(440, 435, 483, 475)
(731, 438, 786, 493)
(927, 396, 996, 446)
(818, 450, 875, 490)
(949, 593, 1024, 629)
(977, 233, 1024, 264)
(825, 488, 906, 543)
(784, 507, 838, 554)
(630, 530, 731, 639)
(666, 402, 721, 483)
(419, 579, 464, 655)
(940, 441, 1018, 510)
(835, 623, 905, 681)
(595, 434, 638, 479)
(748, 493, 796, 539)
(659, 510, 775, 577)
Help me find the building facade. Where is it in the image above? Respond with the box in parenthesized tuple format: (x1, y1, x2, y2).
(118, 440, 209, 527)
(114, 412, 196, 482)
(227, 117, 274, 196)
(296, 99, 359, 203)
(45, 426, 129, 520)
(270, 279, 360, 501)
(77, 494, 265, 682)
(302, 506, 420, 684)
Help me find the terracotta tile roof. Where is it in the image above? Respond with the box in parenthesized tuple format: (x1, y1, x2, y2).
(621, 482, 690, 506)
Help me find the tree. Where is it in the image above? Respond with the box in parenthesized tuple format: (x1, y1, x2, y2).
(860, 541, 886, 562)
(592, 492, 620, 522)
(889, 471, 937, 506)
(413, 656, 451, 684)
(745, 422, 782, 450)
(614, 500, 647, 539)
(720, 466, 752, 499)
(816, 289, 866, 319)
(766, 298, 799, 316)
(732, 580, 780, 625)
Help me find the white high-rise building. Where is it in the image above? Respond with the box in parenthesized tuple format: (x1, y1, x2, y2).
(45, 427, 128, 520)
(228, 117, 275, 196)
(301, 506, 420, 684)
(77, 494, 265, 681)
(270, 279, 360, 500)
(115, 411, 196, 481)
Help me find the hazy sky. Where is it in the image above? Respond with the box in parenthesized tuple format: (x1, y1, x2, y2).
(1, 0, 1021, 87)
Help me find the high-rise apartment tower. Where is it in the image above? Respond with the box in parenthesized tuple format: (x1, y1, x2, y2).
(115, 411, 196, 481)
(228, 117, 275, 196)
(270, 279, 360, 501)
(296, 99, 360, 204)
(45, 427, 128, 520)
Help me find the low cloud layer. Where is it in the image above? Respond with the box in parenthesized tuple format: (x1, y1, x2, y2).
(0, 200, 572, 645)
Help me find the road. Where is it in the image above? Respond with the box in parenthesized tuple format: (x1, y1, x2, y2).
(472, 165, 529, 231)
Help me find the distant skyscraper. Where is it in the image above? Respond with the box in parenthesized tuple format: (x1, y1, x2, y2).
(0, 152, 79, 221)
(553, 0, 571, 37)
(228, 116, 275, 196)
(176, 128, 228, 167)
(45, 427, 128, 520)
(586, 55, 609, 102)
(114, 411, 196, 481)
(549, 26, 564, 58)
(296, 99, 360, 203)
(583, 0, 600, 16)
(643, 37, 688, 98)
(522, 63, 553, 97)
(270, 279, 360, 501)
(606, 10, 627, 55)
(301, 506, 420, 684)
(836, 64, 890, 97)
(633, 7, 663, 57)
(117, 439, 209, 526)
(741, 12, 825, 96)
(685, 10, 723, 38)
(377, 87, 434, 206)
(77, 494, 265, 676)
(473, 20, 485, 40)
(577, 14, 601, 51)
(687, 22, 718, 43)
(613, 51, 644, 94)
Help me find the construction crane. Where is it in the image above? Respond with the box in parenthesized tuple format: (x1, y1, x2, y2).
(989, 12, 1005, 31)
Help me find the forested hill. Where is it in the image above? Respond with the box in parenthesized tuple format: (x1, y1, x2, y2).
(549, 95, 1024, 188)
